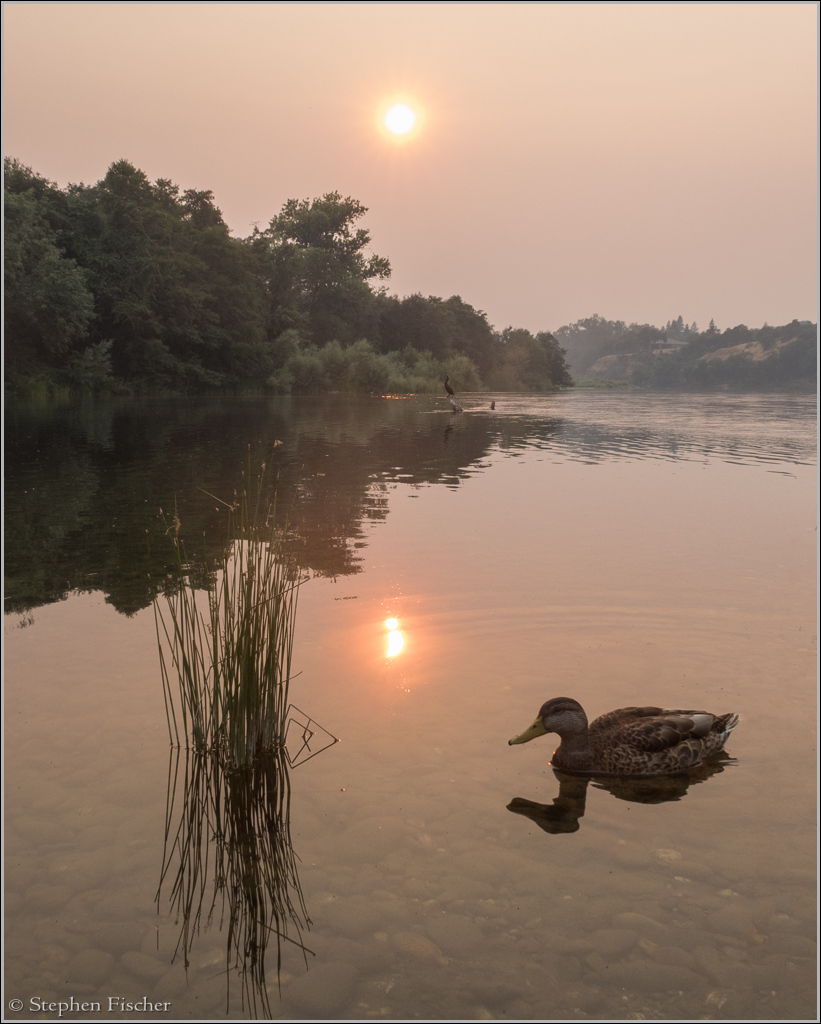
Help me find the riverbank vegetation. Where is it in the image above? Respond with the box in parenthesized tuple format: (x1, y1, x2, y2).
(4, 158, 571, 396)
(5, 157, 815, 395)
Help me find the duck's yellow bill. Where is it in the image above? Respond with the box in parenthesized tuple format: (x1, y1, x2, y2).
(508, 717, 549, 745)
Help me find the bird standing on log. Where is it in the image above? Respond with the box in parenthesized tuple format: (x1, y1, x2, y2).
(443, 375, 463, 413)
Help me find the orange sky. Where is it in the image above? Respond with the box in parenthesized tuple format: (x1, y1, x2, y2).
(3, 2, 817, 332)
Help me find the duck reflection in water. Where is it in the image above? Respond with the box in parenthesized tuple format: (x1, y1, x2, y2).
(508, 756, 735, 835)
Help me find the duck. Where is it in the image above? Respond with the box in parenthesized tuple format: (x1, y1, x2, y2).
(508, 697, 739, 776)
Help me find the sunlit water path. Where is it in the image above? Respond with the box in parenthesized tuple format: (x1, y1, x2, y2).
(4, 392, 816, 1021)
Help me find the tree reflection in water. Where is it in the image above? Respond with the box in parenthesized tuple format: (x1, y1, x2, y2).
(507, 755, 736, 835)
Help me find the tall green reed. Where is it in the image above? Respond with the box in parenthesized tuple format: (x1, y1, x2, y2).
(153, 457, 302, 769)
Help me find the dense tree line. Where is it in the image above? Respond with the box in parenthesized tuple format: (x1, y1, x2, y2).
(5, 158, 813, 395)
(4, 158, 572, 395)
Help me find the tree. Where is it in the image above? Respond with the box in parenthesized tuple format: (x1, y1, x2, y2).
(438, 296, 497, 375)
(375, 292, 448, 356)
(489, 328, 573, 390)
(4, 182, 94, 373)
(553, 314, 629, 374)
(57, 160, 268, 388)
(536, 331, 574, 387)
(375, 292, 497, 373)
(250, 192, 390, 346)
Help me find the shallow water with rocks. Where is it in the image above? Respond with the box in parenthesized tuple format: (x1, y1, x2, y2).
(4, 391, 816, 1020)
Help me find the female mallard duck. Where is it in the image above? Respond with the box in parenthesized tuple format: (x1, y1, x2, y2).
(509, 697, 739, 776)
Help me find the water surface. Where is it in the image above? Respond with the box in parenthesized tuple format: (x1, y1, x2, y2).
(4, 391, 816, 1020)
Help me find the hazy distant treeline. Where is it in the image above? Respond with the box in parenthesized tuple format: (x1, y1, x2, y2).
(4, 158, 571, 396)
(5, 158, 814, 396)
(556, 314, 816, 390)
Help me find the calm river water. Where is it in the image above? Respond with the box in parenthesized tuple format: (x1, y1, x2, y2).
(4, 391, 817, 1021)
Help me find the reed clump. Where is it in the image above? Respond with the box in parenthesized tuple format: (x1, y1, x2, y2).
(153, 459, 302, 769)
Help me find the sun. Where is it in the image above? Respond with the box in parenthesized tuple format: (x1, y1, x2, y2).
(384, 104, 416, 136)
(376, 97, 425, 146)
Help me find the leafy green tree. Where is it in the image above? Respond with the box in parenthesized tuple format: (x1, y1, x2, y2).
(375, 292, 450, 357)
(489, 328, 573, 390)
(57, 161, 268, 388)
(375, 292, 497, 374)
(616, 324, 666, 355)
(58, 162, 198, 384)
(437, 296, 497, 374)
(250, 192, 390, 347)
(178, 187, 269, 380)
(4, 182, 94, 374)
(536, 331, 574, 387)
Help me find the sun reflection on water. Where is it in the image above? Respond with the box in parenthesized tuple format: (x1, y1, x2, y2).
(385, 618, 405, 657)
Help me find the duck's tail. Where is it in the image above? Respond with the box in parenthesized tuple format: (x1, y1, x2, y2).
(715, 712, 739, 746)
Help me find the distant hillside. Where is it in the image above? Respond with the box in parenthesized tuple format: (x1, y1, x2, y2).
(556, 315, 816, 390)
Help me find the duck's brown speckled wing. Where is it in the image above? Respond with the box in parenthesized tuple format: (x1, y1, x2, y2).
(612, 711, 717, 751)
(589, 707, 735, 775)
(588, 706, 667, 737)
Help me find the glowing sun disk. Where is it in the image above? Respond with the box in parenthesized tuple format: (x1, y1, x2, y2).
(385, 104, 415, 135)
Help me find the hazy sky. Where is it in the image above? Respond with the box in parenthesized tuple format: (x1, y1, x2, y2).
(3, 3, 817, 333)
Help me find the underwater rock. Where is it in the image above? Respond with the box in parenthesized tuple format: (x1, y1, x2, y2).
(391, 931, 442, 960)
(611, 911, 669, 938)
(152, 960, 198, 999)
(65, 948, 114, 986)
(645, 944, 697, 970)
(425, 913, 485, 952)
(120, 951, 166, 980)
(286, 961, 358, 1016)
(601, 959, 704, 991)
(587, 928, 638, 955)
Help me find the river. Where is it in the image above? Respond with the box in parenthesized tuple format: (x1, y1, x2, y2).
(4, 390, 816, 1021)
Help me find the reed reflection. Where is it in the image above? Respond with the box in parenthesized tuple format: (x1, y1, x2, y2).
(158, 747, 311, 1019)
(507, 757, 734, 835)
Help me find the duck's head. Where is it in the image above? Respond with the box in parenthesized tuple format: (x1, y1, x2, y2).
(508, 697, 588, 745)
